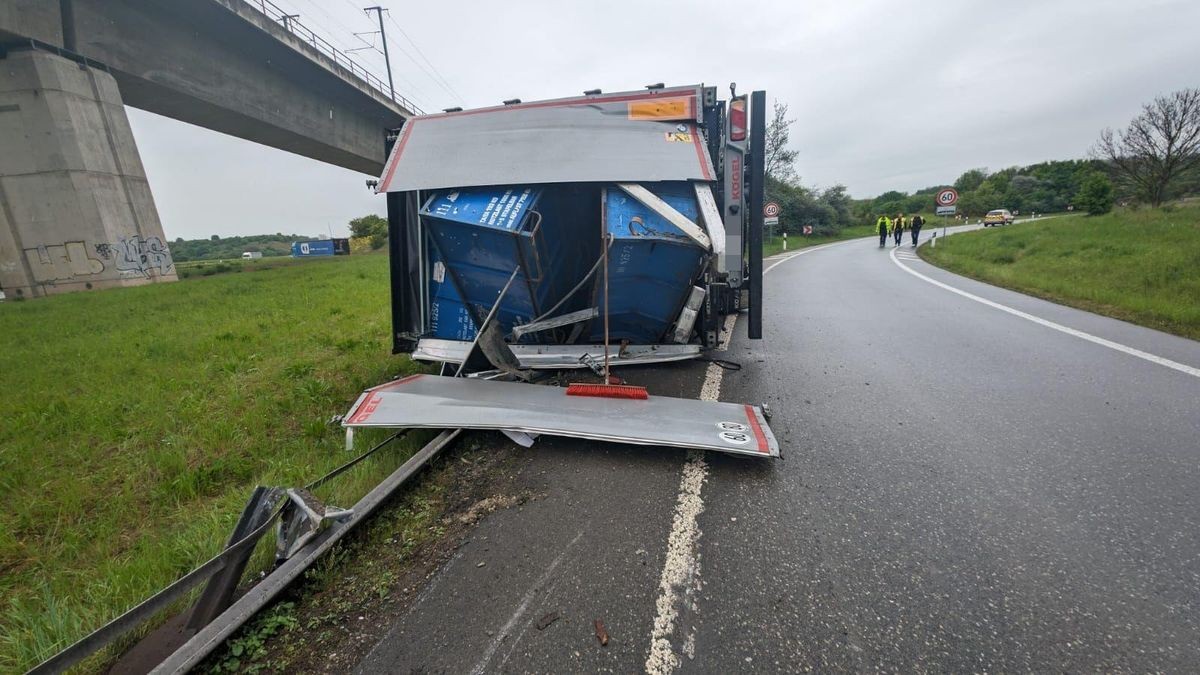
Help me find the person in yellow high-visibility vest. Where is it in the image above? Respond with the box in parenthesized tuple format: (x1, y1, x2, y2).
(875, 215, 891, 248)
(893, 213, 906, 247)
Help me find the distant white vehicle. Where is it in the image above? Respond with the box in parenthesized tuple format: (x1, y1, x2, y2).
(983, 209, 1015, 226)
(242, 251, 263, 260)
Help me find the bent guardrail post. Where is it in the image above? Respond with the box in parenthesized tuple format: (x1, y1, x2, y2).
(29, 506, 284, 674)
(275, 488, 354, 562)
(151, 429, 463, 674)
(186, 486, 284, 631)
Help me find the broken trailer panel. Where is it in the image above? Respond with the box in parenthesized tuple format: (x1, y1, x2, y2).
(360, 85, 780, 459)
(343, 375, 779, 458)
(379, 84, 766, 363)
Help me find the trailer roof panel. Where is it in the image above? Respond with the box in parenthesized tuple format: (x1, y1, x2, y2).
(377, 86, 715, 192)
(342, 374, 779, 458)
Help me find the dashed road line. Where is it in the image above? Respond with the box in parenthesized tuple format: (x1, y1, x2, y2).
(890, 246, 1200, 379)
(644, 313, 734, 674)
(646, 240, 860, 673)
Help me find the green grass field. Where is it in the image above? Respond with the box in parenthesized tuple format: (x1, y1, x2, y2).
(763, 224, 874, 257)
(174, 255, 321, 279)
(921, 206, 1200, 339)
(0, 254, 424, 671)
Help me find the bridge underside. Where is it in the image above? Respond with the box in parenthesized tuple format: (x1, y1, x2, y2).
(0, 48, 176, 297)
(0, 0, 412, 297)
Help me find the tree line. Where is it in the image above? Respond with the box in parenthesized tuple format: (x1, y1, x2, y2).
(860, 159, 1112, 221)
(765, 87, 1200, 235)
(170, 233, 322, 262)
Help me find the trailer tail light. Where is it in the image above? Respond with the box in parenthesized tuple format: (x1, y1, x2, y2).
(729, 97, 747, 141)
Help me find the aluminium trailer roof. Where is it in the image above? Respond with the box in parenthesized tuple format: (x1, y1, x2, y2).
(342, 374, 778, 458)
(376, 86, 716, 193)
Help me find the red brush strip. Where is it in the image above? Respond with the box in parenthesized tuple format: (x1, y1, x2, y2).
(565, 383, 649, 400)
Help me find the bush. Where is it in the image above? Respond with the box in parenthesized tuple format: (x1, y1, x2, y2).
(1075, 172, 1115, 215)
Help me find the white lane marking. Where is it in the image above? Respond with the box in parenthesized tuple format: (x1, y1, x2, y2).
(645, 313, 735, 674)
(648, 240, 873, 672)
(645, 451, 709, 674)
(764, 239, 851, 275)
(471, 530, 584, 675)
(890, 246, 1200, 379)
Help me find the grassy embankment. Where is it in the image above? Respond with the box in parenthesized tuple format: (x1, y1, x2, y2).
(0, 254, 428, 671)
(920, 205, 1200, 340)
(174, 254, 324, 279)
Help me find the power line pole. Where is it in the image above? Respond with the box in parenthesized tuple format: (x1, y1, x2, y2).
(363, 6, 395, 100)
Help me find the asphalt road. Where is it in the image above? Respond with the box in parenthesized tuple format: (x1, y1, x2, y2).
(356, 227, 1200, 673)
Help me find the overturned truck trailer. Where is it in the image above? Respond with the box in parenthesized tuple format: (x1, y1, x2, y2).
(377, 85, 767, 369)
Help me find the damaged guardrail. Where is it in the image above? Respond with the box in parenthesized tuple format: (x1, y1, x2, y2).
(29, 429, 457, 674)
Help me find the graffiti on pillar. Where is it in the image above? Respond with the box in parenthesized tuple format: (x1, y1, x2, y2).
(110, 235, 174, 277)
(23, 241, 105, 283)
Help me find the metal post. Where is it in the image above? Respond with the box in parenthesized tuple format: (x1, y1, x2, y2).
(747, 90, 766, 340)
(364, 6, 395, 100)
(454, 268, 520, 378)
(187, 487, 282, 630)
(281, 13, 299, 32)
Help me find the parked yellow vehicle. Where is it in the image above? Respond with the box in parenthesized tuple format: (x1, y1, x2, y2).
(983, 209, 1014, 226)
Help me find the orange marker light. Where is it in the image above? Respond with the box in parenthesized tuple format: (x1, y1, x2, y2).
(628, 97, 693, 120)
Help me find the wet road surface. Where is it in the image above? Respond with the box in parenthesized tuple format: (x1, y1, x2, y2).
(357, 228, 1200, 673)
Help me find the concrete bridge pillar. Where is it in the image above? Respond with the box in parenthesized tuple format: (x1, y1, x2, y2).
(0, 46, 175, 299)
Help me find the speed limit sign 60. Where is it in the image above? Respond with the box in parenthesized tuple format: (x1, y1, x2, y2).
(936, 188, 959, 206)
(764, 201, 781, 218)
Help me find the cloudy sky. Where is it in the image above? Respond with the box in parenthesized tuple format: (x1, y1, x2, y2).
(127, 0, 1200, 240)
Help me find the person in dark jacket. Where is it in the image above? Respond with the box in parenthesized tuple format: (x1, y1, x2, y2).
(910, 213, 925, 247)
(893, 213, 906, 247)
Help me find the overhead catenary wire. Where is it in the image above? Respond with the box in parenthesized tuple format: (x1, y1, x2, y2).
(275, 0, 433, 110)
(338, 0, 464, 107)
(310, 0, 434, 107)
(383, 12, 466, 104)
(378, 15, 464, 106)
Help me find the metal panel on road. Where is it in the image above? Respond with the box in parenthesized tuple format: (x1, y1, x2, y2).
(343, 375, 778, 458)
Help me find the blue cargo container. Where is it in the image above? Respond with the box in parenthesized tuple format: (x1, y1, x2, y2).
(427, 244, 477, 341)
(589, 183, 707, 343)
(421, 185, 598, 341)
(291, 240, 337, 257)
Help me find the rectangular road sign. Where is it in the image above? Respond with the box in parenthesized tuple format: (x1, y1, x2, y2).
(764, 216, 779, 226)
(936, 205, 957, 216)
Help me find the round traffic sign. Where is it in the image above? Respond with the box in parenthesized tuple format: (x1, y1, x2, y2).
(936, 188, 959, 206)
(764, 201, 781, 217)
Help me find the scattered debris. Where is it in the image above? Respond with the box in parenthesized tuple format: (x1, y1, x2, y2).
(535, 612, 559, 631)
(476, 561, 486, 568)
(501, 429, 539, 447)
(594, 619, 609, 646)
(457, 494, 524, 525)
